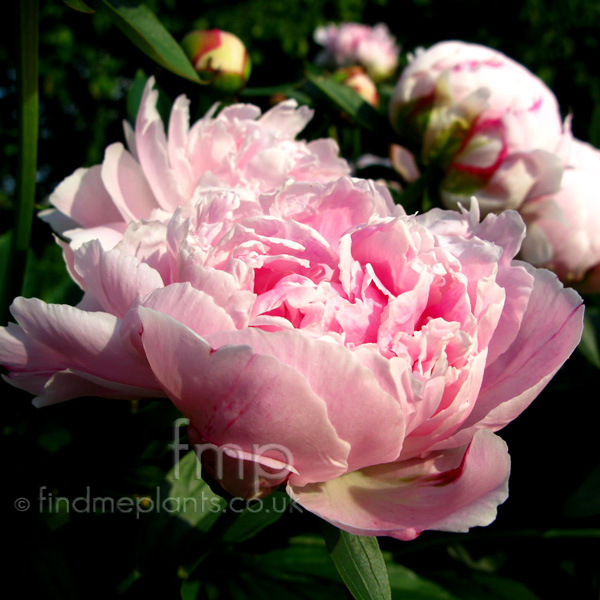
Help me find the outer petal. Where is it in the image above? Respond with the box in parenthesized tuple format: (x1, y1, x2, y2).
(288, 429, 510, 540)
(206, 328, 406, 473)
(46, 165, 123, 230)
(0, 298, 161, 405)
(73, 240, 165, 317)
(437, 265, 583, 448)
(101, 142, 160, 222)
(137, 307, 351, 485)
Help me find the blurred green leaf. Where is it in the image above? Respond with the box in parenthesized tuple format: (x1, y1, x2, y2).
(22, 242, 82, 305)
(563, 460, 600, 518)
(322, 522, 391, 600)
(578, 310, 600, 369)
(180, 578, 202, 600)
(62, 0, 95, 13)
(431, 571, 539, 600)
(305, 72, 385, 133)
(386, 562, 459, 600)
(589, 103, 600, 148)
(91, 0, 201, 83)
(227, 536, 347, 599)
(37, 427, 72, 454)
(136, 451, 225, 568)
(227, 536, 455, 600)
(222, 491, 293, 544)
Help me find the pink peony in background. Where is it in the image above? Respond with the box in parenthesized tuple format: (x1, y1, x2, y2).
(520, 139, 600, 293)
(314, 22, 399, 82)
(40, 78, 350, 251)
(389, 40, 567, 214)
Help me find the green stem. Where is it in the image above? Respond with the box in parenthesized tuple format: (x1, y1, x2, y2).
(2, 0, 39, 324)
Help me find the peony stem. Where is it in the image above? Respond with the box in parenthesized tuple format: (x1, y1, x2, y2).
(1, 0, 39, 325)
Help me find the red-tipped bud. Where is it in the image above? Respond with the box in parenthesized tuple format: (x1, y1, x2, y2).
(181, 29, 251, 94)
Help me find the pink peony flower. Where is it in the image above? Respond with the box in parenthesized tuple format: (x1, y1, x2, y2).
(520, 139, 600, 292)
(390, 41, 567, 214)
(314, 22, 399, 82)
(0, 167, 583, 538)
(40, 78, 350, 250)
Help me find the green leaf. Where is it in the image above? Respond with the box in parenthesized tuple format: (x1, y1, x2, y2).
(304, 72, 385, 133)
(180, 579, 202, 600)
(230, 536, 348, 599)
(2, 0, 39, 325)
(430, 571, 539, 600)
(222, 491, 293, 543)
(386, 562, 459, 600)
(136, 451, 226, 568)
(578, 311, 600, 369)
(62, 0, 95, 13)
(321, 522, 392, 600)
(91, 0, 201, 83)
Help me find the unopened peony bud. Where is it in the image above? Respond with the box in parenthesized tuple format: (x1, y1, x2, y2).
(334, 67, 379, 107)
(181, 29, 251, 94)
(389, 41, 566, 214)
(520, 139, 600, 292)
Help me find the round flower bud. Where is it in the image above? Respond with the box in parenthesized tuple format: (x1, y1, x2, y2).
(334, 67, 379, 107)
(181, 29, 251, 94)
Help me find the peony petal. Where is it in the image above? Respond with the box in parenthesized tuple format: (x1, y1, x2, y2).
(101, 142, 160, 222)
(438, 266, 583, 448)
(288, 429, 510, 540)
(73, 240, 165, 317)
(135, 78, 185, 211)
(0, 298, 161, 405)
(140, 282, 237, 335)
(138, 307, 351, 484)
(206, 328, 406, 472)
(48, 165, 123, 229)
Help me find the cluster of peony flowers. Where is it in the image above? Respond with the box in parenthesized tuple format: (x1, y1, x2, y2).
(0, 79, 584, 540)
(314, 22, 399, 82)
(389, 40, 600, 292)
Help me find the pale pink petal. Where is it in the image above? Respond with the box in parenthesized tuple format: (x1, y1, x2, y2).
(101, 142, 160, 221)
(0, 298, 161, 405)
(205, 328, 406, 473)
(48, 165, 123, 229)
(32, 369, 165, 408)
(438, 266, 583, 448)
(135, 78, 185, 210)
(257, 100, 314, 138)
(138, 307, 351, 484)
(140, 283, 237, 335)
(72, 240, 165, 317)
(288, 430, 510, 540)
